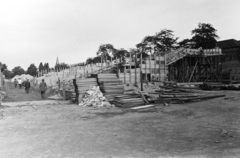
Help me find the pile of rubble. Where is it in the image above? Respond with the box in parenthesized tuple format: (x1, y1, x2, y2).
(79, 85, 113, 108)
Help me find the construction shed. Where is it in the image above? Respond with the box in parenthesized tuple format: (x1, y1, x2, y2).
(166, 48, 223, 83)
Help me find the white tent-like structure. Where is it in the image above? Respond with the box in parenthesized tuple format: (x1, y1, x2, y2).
(11, 74, 34, 82)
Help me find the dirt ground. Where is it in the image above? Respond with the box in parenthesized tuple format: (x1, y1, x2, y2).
(0, 88, 240, 158)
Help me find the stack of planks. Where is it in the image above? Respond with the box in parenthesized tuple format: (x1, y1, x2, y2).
(98, 74, 124, 101)
(70, 78, 98, 103)
(148, 84, 225, 104)
(111, 92, 149, 108)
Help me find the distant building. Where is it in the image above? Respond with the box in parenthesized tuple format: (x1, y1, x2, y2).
(217, 39, 240, 82)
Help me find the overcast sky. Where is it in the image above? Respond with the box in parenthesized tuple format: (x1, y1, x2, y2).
(1, 0, 240, 70)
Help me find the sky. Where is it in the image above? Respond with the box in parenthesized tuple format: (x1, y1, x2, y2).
(1, 0, 240, 70)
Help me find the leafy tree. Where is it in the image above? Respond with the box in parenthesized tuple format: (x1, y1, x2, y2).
(137, 29, 178, 55)
(114, 49, 129, 59)
(0, 62, 7, 72)
(12, 66, 25, 76)
(86, 58, 94, 65)
(38, 62, 43, 72)
(191, 23, 219, 49)
(92, 56, 101, 63)
(96, 44, 116, 62)
(55, 63, 69, 70)
(177, 38, 192, 48)
(43, 63, 49, 71)
(3, 69, 14, 79)
(26, 64, 37, 76)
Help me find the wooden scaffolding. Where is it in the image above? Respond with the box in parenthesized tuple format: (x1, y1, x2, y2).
(168, 54, 222, 82)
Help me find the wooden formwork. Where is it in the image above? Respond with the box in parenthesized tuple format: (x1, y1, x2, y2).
(168, 55, 222, 82)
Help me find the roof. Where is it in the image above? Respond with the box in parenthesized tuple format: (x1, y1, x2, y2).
(217, 39, 240, 49)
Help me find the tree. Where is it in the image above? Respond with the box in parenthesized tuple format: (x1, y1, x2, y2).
(39, 62, 43, 72)
(4, 70, 14, 79)
(137, 29, 178, 56)
(85, 58, 94, 65)
(43, 63, 49, 71)
(96, 44, 116, 62)
(26, 64, 37, 76)
(191, 23, 219, 49)
(55, 63, 69, 70)
(0, 62, 7, 72)
(92, 56, 101, 63)
(12, 66, 25, 76)
(114, 49, 129, 59)
(177, 38, 193, 48)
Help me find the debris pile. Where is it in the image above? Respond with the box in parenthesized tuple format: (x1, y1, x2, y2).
(79, 85, 113, 108)
(98, 74, 124, 100)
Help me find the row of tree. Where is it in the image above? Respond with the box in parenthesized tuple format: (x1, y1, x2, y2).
(85, 23, 219, 64)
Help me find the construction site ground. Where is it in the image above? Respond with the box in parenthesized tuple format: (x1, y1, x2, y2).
(1, 86, 240, 158)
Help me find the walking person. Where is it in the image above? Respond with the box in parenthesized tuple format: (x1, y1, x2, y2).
(39, 79, 47, 99)
(18, 78, 22, 89)
(25, 79, 31, 94)
(14, 79, 18, 88)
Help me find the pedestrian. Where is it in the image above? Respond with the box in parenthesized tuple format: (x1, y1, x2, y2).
(25, 79, 31, 94)
(18, 78, 22, 89)
(14, 79, 18, 88)
(39, 79, 47, 99)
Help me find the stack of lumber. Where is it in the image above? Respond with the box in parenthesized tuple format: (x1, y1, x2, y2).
(111, 92, 149, 108)
(69, 78, 98, 103)
(149, 84, 225, 104)
(98, 74, 124, 100)
(199, 83, 240, 90)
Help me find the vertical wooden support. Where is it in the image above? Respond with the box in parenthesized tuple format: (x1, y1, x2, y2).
(101, 56, 103, 71)
(145, 58, 147, 82)
(154, 54, 156, 80)
(84, 66, 86, 78)
(164, 54, 166, 81)
(129, 52, 132, 84)
(124, 66, 126, 84)
(140, 52, 143, 90)
(149, 54, 152, 82)
(0, 64, 2, 90)
(63, 80, 66, 100)
(135, 54, 137, 85)
(158, 54, 161, 81)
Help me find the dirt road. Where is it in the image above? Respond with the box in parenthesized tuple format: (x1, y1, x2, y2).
(0, 91, 240, 158)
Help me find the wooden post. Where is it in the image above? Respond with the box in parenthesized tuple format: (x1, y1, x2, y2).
(149, 53, 152, 82)
(140, 52, 143, 91)
(101, 56, 103, 71)
(124, 66, 126, 84)
(158, 54, 161, 81)
(129, 52, 132, 84)
(164, 54, 166, 81)
(0, 64, 2, 90)
(154, 54, 156, 81)
(63, 80, 66, 100)
(134, 54, 137, 85)
(145, 58, 147, 82)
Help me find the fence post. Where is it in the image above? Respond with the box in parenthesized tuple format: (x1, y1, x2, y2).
(134, 54, 137, 85)
(124, 66, 126, 84)
(63, 80, 66, 100)
(164, 54, 166, 81)
(149, 54, 152, 82)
